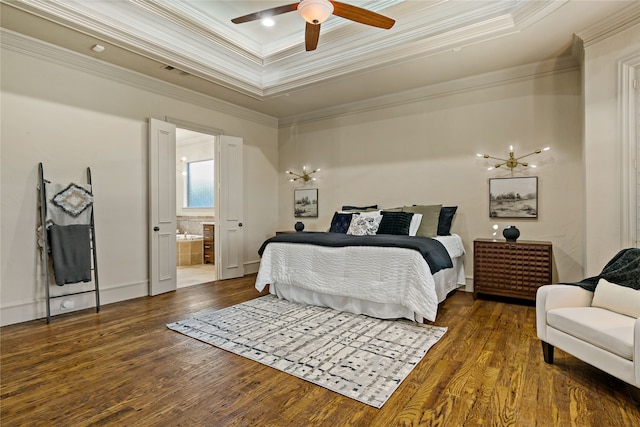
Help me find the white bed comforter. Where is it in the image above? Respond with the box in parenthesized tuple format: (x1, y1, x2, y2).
(255, 234, 465, 322)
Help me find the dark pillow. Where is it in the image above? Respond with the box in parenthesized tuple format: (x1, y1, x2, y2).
(437, 206, 458, 235)
(341, 204, 378, 211)
(329, 212, 354, 233)
(377, 211, 414, 235)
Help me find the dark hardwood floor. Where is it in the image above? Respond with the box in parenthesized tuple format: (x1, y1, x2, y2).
(1, 275, 639, 426)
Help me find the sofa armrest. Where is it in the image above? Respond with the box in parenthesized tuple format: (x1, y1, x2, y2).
(536, 285, 594, 341)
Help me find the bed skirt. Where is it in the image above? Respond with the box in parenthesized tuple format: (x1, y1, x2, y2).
(262, 256, 465, 322)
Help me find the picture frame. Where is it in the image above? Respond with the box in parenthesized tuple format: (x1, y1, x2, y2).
(294, 188, 318, 218)
(489, 177, 538, 218)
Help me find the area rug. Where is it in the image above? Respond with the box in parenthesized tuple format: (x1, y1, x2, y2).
(167, 295, 447, 408)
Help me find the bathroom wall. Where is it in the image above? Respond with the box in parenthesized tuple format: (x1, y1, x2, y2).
(177, 216, 213, 235)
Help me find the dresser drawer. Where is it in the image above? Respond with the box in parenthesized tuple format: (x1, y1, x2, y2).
(473, 239, 552, 300)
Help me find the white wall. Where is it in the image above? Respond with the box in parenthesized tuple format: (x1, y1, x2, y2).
(583, 23, 640, 274)
(0, 39, 279, 325)
(278, 69, 585, 284)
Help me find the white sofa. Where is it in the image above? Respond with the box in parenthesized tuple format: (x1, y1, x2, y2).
(536, 284, 640, 388)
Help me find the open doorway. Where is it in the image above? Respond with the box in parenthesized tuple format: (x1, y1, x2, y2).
(176, 127, 217, 287)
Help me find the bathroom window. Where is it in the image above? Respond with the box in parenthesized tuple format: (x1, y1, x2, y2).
(186, 159, 214, 208)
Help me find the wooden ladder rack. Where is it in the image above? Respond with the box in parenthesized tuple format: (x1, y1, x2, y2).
(38, 163, 100, 323)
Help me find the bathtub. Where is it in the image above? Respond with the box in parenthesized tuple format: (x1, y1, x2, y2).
(176, 234, 203, 266)
(177, 234, 203, 241)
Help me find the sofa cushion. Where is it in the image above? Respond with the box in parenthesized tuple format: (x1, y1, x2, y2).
(591, 278, 640, 318)
(547, 306, 635, 360)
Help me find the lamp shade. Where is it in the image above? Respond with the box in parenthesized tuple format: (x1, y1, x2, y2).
(298, 0, 334, 24)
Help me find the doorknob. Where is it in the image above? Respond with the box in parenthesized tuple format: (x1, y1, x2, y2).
(153, 226, 160, 231)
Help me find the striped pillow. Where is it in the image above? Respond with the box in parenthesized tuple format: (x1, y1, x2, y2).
(377, 211, 414, 235)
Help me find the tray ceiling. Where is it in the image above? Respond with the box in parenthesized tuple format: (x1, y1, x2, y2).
(1, 1, 638, 120)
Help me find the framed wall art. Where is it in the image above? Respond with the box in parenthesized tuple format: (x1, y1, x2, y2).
(294, 188, 318, 218)
(489, 177, 538, 218)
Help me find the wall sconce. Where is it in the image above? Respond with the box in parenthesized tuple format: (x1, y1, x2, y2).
(477, 146, 550, 170)
(286, 166, 321, 182)
(177, 156, 187, 176)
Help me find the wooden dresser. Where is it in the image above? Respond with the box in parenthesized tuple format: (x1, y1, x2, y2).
(203, 224, 214, 264)
(473, 238, 552, 301)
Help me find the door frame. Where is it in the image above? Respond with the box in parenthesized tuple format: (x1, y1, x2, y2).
(166, 118, 226, 276)
(619, 55, 639, 248)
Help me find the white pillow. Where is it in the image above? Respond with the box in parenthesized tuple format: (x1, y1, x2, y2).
(591, 278, 640, 318)
(409, 213, 423, 237)
(346, 214, 382, 236)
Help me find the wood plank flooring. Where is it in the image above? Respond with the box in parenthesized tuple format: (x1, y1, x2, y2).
(2, 275, 639, 426)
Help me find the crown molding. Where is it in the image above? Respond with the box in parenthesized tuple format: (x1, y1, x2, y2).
(259, 11, 522, 95)
(0, 29, 278, 128)
(4, 0, 268, 97)
(576, 2, 640, 47)
(4, 0, 569, 99)
(277, 55, 579, 127)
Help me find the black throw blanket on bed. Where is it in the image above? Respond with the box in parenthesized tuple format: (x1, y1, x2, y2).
(562, 248, 640, 291)
(258, 232, 453, 274)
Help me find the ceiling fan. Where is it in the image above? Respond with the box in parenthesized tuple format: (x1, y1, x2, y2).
(231, 0, 395, 51)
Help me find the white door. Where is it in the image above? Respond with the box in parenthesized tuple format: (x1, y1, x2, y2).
(636, 68, 639, 248)
(215, 135, 244, 280)
(149, 118, 177, 295)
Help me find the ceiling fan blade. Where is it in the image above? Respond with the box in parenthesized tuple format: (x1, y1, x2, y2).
(305, 22, 321, 51)
(231, 3, 299, 24)
(330, 1, 395, 29)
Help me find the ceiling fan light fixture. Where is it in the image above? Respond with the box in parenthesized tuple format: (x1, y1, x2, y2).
(298, 0, 334, 25)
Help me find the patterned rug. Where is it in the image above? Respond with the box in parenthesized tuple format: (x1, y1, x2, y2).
(167, 295, 447, 408)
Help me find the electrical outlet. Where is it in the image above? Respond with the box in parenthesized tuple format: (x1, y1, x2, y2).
(61, 299, 75, 310)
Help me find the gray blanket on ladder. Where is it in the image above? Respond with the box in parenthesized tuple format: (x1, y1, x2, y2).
(48, 224, 92, 286)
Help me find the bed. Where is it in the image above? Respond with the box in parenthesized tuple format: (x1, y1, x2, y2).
(255, 224, 465, 322)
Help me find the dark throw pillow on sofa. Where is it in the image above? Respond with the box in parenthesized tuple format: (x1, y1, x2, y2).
(437, 206, 458, 236)
(377, 211, 414, 235)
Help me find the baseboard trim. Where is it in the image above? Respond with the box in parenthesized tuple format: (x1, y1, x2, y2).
(0, 280, 148, 327)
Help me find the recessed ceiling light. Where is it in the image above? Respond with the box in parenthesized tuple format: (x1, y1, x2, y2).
(262, 18, 275, 27)
(91, 44, 105, 53)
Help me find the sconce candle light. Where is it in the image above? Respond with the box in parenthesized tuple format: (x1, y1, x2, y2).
(477, 146, 550, 171)
(286, 166, 321, 182)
